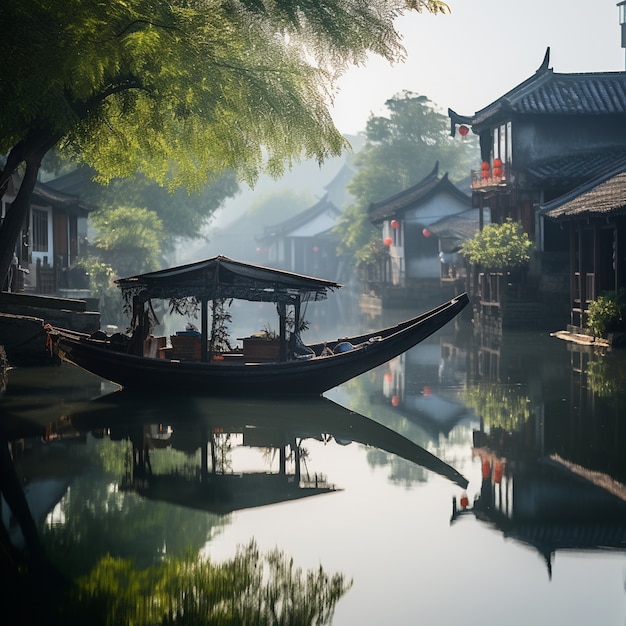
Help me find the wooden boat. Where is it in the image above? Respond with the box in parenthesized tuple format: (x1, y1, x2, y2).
(49, 256, 468, 396)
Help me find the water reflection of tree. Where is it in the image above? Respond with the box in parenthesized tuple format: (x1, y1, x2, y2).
(41, 437, 227, 574)
(11, 433, 350, 626)
(11, 540, 350, 626)
(586, 353, 626, 404)
(463, 382, 531, 431)
(366, 448, 428, 486)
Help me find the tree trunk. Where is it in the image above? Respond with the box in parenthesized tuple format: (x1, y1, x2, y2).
(0, 157, 41, 287)
(0, 132, 60, 287)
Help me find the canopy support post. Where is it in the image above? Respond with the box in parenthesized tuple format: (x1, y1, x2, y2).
(278, 301, 287, 361)
(201, 299, 209, 362)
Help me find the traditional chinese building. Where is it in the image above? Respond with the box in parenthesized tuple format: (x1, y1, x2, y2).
(363, 162, 471, 310)
(448, 48, 626, 330)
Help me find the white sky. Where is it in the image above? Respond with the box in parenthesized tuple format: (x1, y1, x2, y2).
(330, 0, 626, 135)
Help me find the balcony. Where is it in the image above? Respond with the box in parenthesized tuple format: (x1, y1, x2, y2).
(471, 160, 511, 190)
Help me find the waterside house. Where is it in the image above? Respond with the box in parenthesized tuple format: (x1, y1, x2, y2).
(0, 166, 99, 364)
(448, 48, 626, 331)
(540, 161, 626, 334)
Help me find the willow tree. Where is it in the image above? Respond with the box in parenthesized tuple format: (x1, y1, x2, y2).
(0, 0, 449, 284)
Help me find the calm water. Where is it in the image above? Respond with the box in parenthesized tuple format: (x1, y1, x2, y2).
(2, 305, 626, 625)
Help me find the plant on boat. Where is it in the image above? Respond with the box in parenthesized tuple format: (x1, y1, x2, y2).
(459, 219, 532, 270)
(586, 288, 626, 337)
(252, 324, 279, 340)
(209, 298, 233, 354)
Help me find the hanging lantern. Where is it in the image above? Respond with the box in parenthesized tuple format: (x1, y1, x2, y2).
(458, 125, 469, 137)
(492, 158, 503, 179)
(460, 493, 469, 509)
(422, 228, 431, 238)
(391, 395, 400, 407)
(422, 385, 431, 397)
(383, 372, 392, 382)
(481, 161, 490, 170)
(391, 219, 400, 230)
(383, 236, 393, 246)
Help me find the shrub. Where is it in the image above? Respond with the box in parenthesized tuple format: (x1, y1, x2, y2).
(587, 289, 626, 337)
(459, 219, 532, 270)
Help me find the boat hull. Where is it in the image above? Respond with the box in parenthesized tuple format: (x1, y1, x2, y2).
(53, 294, 469, 396)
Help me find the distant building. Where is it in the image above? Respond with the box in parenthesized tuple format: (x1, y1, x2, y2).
(260, 195, 343, 280)
(363, 162, 471, 309)
(256, 163, 355, 282)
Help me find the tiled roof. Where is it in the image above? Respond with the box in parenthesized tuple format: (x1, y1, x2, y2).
(427, 208, 482, 241)
(526, 150, 626, 187)
(540, 160, 626, 219)
(261, 195, 340, 239)
(454, 49, 626, 128)
(368, 163, 470, 223)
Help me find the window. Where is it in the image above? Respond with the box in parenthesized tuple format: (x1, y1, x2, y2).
(32, 208, 49, 252)
(492, 122, 512, 163)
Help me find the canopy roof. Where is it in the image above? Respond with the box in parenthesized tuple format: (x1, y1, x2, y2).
(115, 255, 341, 304)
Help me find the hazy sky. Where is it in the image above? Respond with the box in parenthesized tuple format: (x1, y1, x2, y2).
(330, 0, 625, 135)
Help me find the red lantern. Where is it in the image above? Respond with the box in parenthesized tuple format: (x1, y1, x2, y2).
(422, 385, 431, 397)
(481, 161, 490, 170)
(383, 372, 392, 382)
(493, 157, 502, 168)
(383, 236, 393, 246)
(493, 167, 503, 179)
(460, 493, 469, 509)
(312, 245, 319, 253)
(458, 125, 469, 137)
(391, 395, 400, 407)
(422, 228, 431, 238)
(391, 219, 400, 230)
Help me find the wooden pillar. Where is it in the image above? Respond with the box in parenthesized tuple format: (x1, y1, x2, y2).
(615, 218, 626, 290)
(201, 427, 209, 479)
(278, 301, 287, 361)
(294, 439, 301, 483)
(201, 298, 208, 362)
(592, 222, 601, 298)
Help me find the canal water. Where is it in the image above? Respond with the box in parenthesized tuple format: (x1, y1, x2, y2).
(1, 303, 626, 625)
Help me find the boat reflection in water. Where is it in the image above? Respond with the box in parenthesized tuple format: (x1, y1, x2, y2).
(2, 391, 467, 557)
(70, 392, 469, 512)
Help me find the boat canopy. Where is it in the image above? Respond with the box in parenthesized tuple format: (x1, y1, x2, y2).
(115, 255, 341, 305)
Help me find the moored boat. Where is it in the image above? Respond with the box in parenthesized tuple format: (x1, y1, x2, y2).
(49, 256, 469, 396)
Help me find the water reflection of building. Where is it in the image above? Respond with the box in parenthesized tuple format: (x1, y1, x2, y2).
(449, 328, 626, 577)
(377, 332, 475, 440)
(453, 429, 626, 578)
